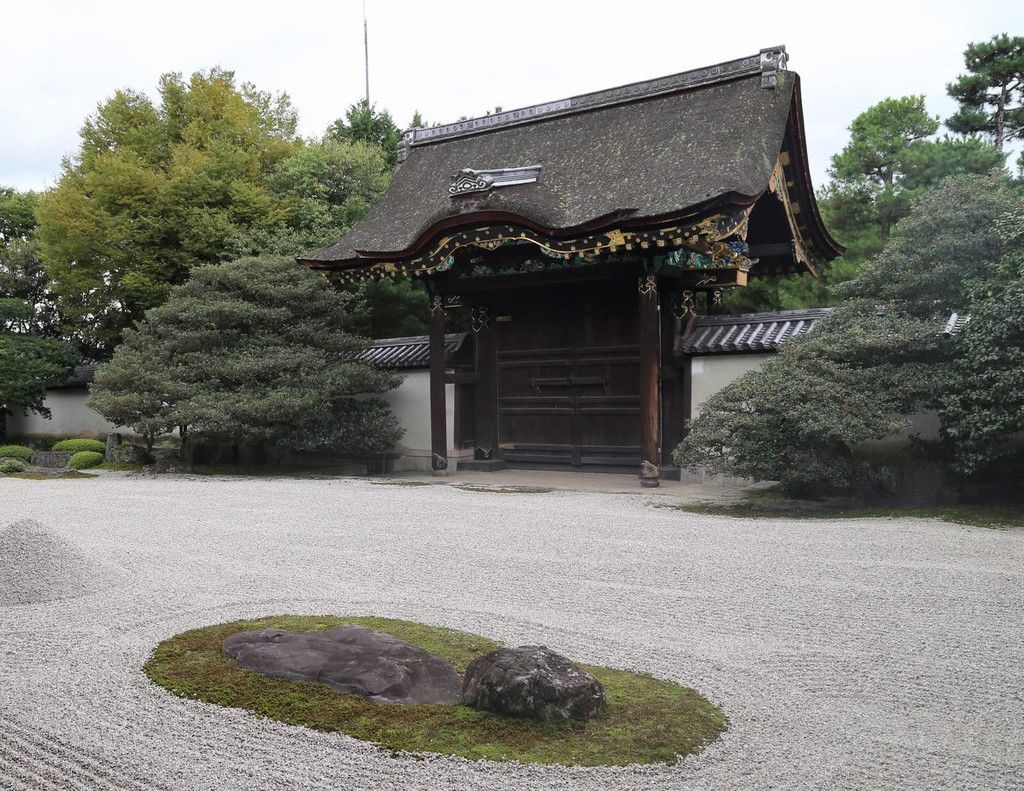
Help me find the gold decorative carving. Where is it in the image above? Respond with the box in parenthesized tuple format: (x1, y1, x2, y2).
(674, 289, 696, 319)
(318, 206, 755, 284)
(638, 274, 658, 296)
(471, 306, 490, 333)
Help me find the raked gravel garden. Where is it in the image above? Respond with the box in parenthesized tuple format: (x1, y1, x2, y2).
(1, 473, 1022, 790)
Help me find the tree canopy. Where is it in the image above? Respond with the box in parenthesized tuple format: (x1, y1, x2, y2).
(88, 256, 403, 458)
(325, 101, 402, 168)
(679, 171, 1020, 493)
(36, 68, 301, 358)
(946, 33, 1024, 153)
(0, 187, 75, 418)
(0, 298, 76, 420)
(226, 136, 391, 259)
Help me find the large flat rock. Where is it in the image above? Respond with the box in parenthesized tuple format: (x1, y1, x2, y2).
(222, 625, 462, 704)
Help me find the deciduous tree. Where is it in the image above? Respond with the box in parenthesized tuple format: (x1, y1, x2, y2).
(36, 68, 300, 358)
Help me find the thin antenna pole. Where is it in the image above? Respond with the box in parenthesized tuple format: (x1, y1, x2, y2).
(363, 0, 370, 106)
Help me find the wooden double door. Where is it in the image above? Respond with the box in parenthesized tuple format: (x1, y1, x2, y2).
(494, 302, 643, 468)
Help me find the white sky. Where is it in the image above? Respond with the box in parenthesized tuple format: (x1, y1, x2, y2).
(2, 0, 1021, 194)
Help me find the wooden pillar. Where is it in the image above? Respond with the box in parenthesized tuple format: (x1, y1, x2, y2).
(659, 287, 685, 470)
(429, 293, 448, 474)
(638, 273, 660, 487)
(472, 306, 498, 461)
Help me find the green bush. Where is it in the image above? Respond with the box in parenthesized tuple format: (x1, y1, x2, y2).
(68, 451, 104, 470)
(0, 445, 36, 460)
(52, 438, 106, 453)
(0, 459, 27, 474)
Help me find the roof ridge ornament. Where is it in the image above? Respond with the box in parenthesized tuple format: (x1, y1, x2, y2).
(395, 46, 790, 160)
(449, 165, 542, 197)
(759, 45, 789, 89)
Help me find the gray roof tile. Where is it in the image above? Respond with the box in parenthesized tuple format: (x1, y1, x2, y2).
(680, 308, 832, 355)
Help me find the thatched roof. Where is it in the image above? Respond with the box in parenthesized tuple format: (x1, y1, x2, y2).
(299, 47, 841, 274)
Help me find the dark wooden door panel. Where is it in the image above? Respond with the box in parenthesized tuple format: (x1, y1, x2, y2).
(495, 304, 640, 467)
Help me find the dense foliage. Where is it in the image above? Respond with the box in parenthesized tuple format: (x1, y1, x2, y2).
(35, 68, 300, 358)
(51, 438, 106, 453)
(32, 75, 425, 355)
(0, 445, 35, 460)
(88, 257, 403, 459)
(0, 459, 26, 474)
(1, 187, 75, 417)
(325, 101, 402, 168)
(67, 451, 104, 470)
(0, 298, 76, 419)
(678, 172, 1021, 492)
(939, 203, 1024, 473)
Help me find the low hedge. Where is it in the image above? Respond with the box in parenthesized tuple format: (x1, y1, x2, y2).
(68, 451, 105, 470)
(52, 438, 106, 453)
(0, 445, 36, 460)
(0, 459, 27, 474)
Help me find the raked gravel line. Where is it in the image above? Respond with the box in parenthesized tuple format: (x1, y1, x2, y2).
(1, 475, 1022, 790)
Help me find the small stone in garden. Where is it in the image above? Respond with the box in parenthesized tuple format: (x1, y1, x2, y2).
(461, 645, 607, 721)
(222, 625, 463, 704)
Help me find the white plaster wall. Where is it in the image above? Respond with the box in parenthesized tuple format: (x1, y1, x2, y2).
(373, 371, 454, 457)
(689, 354, 773, 417)
(6, 389, 117, 439)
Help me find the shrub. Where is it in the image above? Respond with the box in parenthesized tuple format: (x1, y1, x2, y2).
(0, 459, 27, 474)
(0, 445, 36, 460)
(68, 451, 104, 470)
(52, 438, 106, 453)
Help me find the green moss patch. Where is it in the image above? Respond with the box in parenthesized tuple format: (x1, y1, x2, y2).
(95, 462, 146, 471)
(661, 499, 1024, 528)
(457, 485, 554, 494)
(6, 471, 97, 480)
(144, 616, 726, 766)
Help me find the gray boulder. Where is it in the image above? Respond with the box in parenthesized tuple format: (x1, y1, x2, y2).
(105, 433, 122, 462)
(461, 645, 606, 721)
(222, 625, 462, 705)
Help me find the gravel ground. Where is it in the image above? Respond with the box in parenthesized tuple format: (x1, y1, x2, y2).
(1, 475, 1021, 790)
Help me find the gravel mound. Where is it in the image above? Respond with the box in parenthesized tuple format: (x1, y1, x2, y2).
(0, 519, 102, 605)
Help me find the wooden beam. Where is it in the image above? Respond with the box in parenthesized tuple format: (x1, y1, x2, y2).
(638, 273, 661, 487)
(429, 293, 448, 474)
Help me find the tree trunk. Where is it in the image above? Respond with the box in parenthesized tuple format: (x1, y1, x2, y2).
(179, 425, 194, 472)
(995, 87, 1007, 152)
